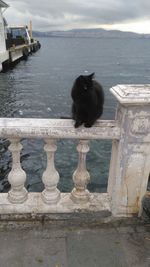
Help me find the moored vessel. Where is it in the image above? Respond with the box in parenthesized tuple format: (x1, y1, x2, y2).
(0, 0, 41, 71)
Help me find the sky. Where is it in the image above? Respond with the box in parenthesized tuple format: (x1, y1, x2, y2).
(3, 0, 150, 34)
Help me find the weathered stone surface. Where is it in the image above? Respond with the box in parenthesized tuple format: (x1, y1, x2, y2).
(110, 84, 150, 105)
(71, 140, 90, 203)
(42, 139, 60, 204)
(0, 118, 120, 139)
(8, 138, 28, 204)
(109, 85, 150, 217)
(0, 192, 111, 215)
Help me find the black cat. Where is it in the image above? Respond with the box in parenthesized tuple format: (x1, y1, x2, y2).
(71, 73, 104, 128)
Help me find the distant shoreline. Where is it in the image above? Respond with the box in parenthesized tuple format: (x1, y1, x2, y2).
(33, 28, 150, 39)
(34, 35, 149, 39)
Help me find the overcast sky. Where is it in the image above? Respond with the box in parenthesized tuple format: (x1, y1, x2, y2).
(3, 0, 150, 33)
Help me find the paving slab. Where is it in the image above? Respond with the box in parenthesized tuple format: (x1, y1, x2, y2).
(0, 229, 68, 267)
(0, 222, 149, 267)
(67, 227, 150, 267)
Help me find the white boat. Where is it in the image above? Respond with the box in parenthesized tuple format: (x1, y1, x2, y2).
(0, 0, 9, 71)
(0, 0, 41, 71)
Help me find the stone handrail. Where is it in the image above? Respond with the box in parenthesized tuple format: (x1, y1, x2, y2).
(0, 84, 150, 218)
(0, 118, 120, 139)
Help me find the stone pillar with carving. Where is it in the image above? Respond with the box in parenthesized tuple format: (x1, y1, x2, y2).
(8, 138, 28, 203)
(108, 85, 150, 217)
(42, 139, 60, 204)
(71, 140, 90, 203)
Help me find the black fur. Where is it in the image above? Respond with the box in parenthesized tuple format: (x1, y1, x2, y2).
(71, 73, 104, 128)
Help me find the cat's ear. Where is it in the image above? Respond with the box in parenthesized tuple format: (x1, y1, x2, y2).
(89, 72, 95, 80)
(78, 75, 84, 82)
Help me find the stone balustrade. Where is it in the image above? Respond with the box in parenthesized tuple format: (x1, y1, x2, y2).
(0, 85, 150, 217)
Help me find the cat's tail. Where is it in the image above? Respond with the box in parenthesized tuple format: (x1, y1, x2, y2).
(60, 116, 72, 119)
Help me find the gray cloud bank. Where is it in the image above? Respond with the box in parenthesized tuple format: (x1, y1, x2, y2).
(4, 0, 150, 31)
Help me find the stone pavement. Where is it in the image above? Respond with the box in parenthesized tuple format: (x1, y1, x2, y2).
(0, 217, 149, 267)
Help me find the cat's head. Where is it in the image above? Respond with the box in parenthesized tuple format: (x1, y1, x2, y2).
(76, 72, 95, 91)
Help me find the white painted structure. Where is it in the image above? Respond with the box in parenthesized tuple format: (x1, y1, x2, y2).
(0, 1, 41, 71)
(0, 0, 9, 71)
(0, 85, 149, 217)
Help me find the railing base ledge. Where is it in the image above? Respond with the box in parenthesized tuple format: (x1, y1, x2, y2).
(0, 192, 110, 215)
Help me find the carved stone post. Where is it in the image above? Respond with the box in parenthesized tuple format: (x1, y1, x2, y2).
(8, 138, 28, 203)
(42, 139, 60, 204)
(71, 140, 90, 203)
(108, 85, 150, 217)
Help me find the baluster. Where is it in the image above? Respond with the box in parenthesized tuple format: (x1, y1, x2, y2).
(42, 139, 60, 204)
(71, 140, 90, 203)
(8, 138, 28, 203)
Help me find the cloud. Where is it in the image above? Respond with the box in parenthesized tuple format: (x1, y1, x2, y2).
(4, 0, 150, 32)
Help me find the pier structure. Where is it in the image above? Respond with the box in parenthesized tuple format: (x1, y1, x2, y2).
(0, 0, 41, 71)
(0, 85, 149, 218)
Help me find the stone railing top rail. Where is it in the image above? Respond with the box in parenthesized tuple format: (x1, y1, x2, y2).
(0, 118, 120, 140)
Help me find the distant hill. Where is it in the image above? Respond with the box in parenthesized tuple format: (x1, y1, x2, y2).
(33, 28, 150, 39)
